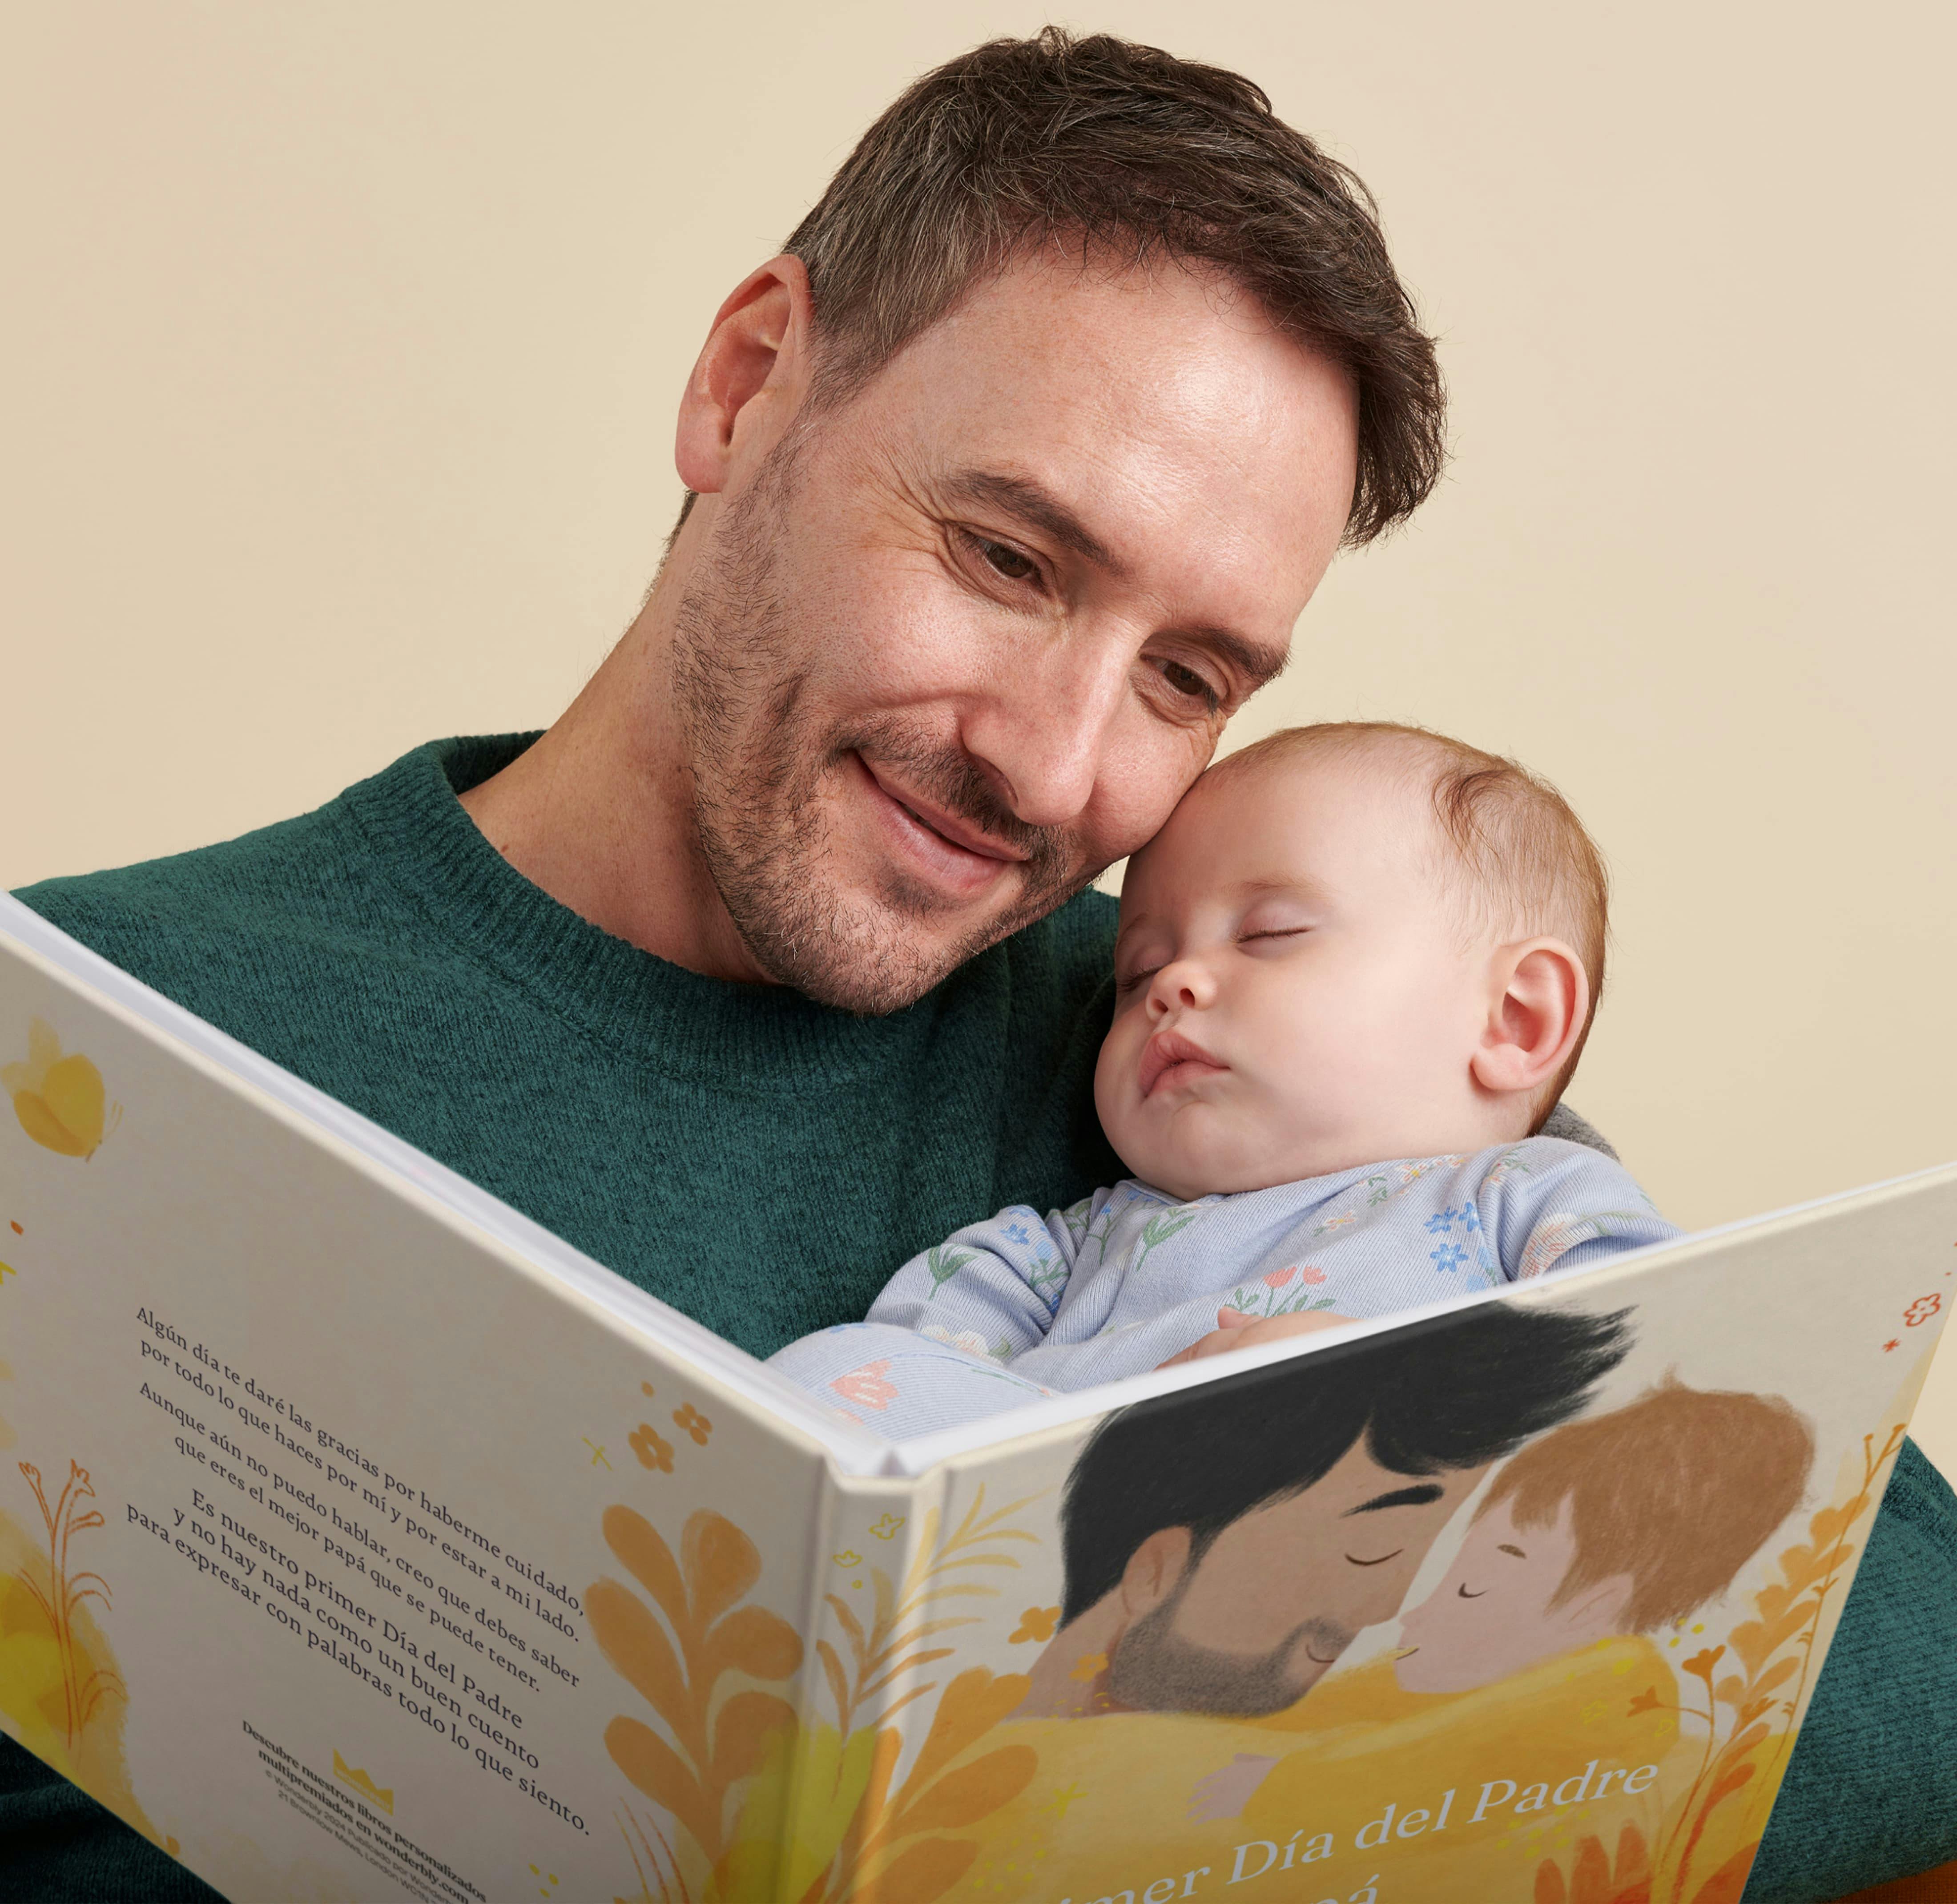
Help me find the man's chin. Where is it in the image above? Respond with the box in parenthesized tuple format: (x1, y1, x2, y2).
(747, 867, 1086, 1016)
(1105, 1622, 1330, 1719)
(743, 897, 1002, 1016)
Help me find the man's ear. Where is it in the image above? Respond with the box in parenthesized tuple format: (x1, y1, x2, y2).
(675, 254, 816, 499)
(1119, 1527, 1193, 1619)
(1469, 938, 1588, 1101)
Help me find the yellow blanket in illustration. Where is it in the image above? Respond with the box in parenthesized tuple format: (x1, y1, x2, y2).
(946, 1637, 1702, 1904)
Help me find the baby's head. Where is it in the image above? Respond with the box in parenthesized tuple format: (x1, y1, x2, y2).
(1095, 722, 1609, 1198)
(1394, 1380, 1814, 1694)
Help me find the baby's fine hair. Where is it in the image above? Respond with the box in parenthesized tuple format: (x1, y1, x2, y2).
(1207, 721, 1609, 1119)
(1478, 1378, 1815, 1633)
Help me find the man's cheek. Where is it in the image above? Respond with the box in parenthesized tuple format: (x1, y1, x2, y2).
(1177, 1557, 1332, 1654)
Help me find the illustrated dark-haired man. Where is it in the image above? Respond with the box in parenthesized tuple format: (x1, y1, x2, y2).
(9, 26, 1954, 1900)
(1021, 1303, 1631, 1719)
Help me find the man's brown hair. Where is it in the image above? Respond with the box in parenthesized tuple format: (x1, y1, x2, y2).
(1210, 722, 1610, 1123)
(777, 26, 1444, 547)
(1481, 1380, 1816, 1634)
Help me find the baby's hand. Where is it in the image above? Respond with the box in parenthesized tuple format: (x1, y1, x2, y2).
(1158, 1306, 1357, 1370)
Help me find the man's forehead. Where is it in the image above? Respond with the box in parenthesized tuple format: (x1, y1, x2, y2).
(1251, 1436, 1474, 1524)
(852, 250, 1357, 604)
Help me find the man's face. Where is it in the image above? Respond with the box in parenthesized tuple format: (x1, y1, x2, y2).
(1105, 1437, 1488, 1717)
(672, 252, 1358, 1012)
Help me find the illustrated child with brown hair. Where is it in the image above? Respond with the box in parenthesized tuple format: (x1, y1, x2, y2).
(1393, 1376, 1817, 1694)
(1189, 1380, 1816, 1839)
(772, 722, 1681, 1435)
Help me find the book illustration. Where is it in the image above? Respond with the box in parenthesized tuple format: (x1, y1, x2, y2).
(877, 1318, 1893, 1903)
(0, 1453, 155, 1846)
(588, 1505, 802, 1888)
(4, 1015, 119, 1158)
(330, 1747, 393, 1814)
(591, 1452, 1044, 1903)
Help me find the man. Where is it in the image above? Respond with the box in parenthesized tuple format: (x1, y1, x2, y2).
(1021, 1303, 1632, 1718)
(4, 28, 1952, 1902)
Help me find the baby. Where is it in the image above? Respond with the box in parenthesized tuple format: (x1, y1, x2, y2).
(769, 722, 1680, 1436)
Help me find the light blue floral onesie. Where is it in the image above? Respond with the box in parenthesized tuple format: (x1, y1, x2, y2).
(767, 1138, 1679, 1438)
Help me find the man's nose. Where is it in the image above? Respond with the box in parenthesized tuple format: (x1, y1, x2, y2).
(956, 626, 1135, 830)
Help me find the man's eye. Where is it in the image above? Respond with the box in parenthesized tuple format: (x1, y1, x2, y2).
(973, 536, 1039, 584)
(1157, 660, 1220, 712)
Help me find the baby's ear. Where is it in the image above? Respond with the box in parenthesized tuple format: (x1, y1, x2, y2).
(1470, 939, 1589, 1101)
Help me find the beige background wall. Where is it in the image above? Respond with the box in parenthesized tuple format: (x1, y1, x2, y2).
(4, 7, 1953, 1459)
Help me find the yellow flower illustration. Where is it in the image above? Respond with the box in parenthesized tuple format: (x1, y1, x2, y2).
(869, 1512, 906, 1541)
(1008, 1605, 1062, 1645)
(628, 1424, 673, 1473)
(3, 1020, 119, 1160)
(672, 1404, 712, 1446)
(1069, 1651, 1108, 1682)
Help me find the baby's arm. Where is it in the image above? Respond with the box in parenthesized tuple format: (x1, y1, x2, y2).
(1478, 1139, 1683, 1282)
(860, 1201, 1087, 1360)
(764, 1201, 1094, 1436)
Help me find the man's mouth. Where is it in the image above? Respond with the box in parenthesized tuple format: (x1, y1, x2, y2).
(853, 753, 1028, 900)
(1138, 1027, 1228, 1099)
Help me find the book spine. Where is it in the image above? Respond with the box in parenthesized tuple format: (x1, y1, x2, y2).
(774, 1456, 949, 1902)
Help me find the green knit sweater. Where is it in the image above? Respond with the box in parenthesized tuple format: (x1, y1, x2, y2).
(4, 737, 1953, 1901)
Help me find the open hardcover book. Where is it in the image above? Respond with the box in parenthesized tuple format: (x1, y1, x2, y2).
(1, 891, 1952, 1904)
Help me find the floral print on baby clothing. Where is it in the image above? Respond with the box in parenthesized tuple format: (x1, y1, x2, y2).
(768, 1136, 1678, 1439)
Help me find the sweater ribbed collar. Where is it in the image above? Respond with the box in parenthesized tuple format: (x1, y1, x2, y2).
(343, 733, 972, 1088)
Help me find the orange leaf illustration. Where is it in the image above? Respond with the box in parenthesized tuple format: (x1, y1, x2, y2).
(604, 1714, 717, 1854)
(684, 1510, 761, 1632)
(1568, 1833, 1612, 1904)
(708, 1690, 797, 1788)
(892, 1747, 1037, 1839)
(892, 1669, 1030, 1811)
(858, 1835, 980, 1904)
(704, 1603, 803, 1684)
(604, 1505, 688, 1632)
(588, 1579, 689, 1739)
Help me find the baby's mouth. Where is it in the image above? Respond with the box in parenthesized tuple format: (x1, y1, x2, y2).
(1138, 1028, 1228, 1098)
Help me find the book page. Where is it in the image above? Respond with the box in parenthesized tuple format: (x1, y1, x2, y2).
(0, 940, 842, 1901)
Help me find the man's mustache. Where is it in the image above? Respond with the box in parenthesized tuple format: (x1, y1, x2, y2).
(839, 723, 1079, 885)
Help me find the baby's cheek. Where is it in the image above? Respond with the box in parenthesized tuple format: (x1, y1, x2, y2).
(1092, 1025, 1145, 1162)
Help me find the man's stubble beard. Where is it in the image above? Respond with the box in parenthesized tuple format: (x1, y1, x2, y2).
(669, 437, 1088, 1014)
(1104, 1569, 1352, 1718)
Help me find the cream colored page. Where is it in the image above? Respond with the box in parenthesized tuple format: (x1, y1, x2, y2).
(0, 954, 834, 1903)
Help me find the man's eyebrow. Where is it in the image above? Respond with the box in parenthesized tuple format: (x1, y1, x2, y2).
(942, 468, 1123, 574)
(1345, 1484, 1447, 1516)
(1177, 625, 1291, 693)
